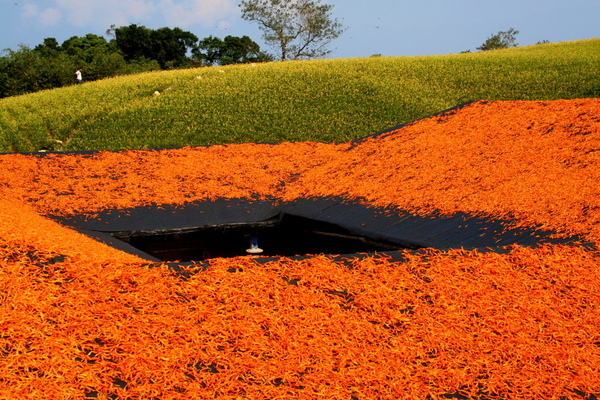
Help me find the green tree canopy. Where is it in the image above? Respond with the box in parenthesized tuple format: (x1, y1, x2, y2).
(114, 24, 153, 62)
(152, 27, 199, 68)
(114, 24, 198, 69)
(0, 44, 74, 97)
(195, 35, 273, 66)
(34, 38, 60, 55)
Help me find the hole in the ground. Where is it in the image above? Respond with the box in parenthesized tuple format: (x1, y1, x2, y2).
(108, 214, 410, 262)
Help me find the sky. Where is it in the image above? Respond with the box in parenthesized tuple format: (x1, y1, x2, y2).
(1, 0, 599, 59)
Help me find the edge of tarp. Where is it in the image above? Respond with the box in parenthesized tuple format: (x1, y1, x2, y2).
(51, 196, 592, 263)
(350, 100, 480, 144)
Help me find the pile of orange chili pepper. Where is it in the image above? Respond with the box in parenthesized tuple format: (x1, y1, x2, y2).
(0, 99, 599, 399)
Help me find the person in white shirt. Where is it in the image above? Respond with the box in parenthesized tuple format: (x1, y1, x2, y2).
(74, 68, 83, 84)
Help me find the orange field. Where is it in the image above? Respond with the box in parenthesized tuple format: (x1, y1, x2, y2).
(1, 99, 599, 399)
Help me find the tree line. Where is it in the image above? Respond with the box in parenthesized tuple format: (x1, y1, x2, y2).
(1, 0, 526, 99)
(0, 24, 273, 98)
(1, 0, 346, 98)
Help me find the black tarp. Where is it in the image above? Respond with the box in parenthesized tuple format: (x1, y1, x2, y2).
(52, 197, 588, 263)
(27, 101, 592, 263)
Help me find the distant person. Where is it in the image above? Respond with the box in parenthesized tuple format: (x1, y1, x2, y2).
(74, 68, 83, 85)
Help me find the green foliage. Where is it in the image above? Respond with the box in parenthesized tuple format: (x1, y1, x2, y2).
(477, 28, 519, 51)
(0, 34, 155, 98)
(0, 26, 271, 98)
(1, 39, 599, 153)
(239, 0, 345, 61)
(62, 33, 114, 62)
(114, 25, 198, 69)
(113, 24, 153, 62)
(0, 45, 74, 97)
(195, 35, 273, 66)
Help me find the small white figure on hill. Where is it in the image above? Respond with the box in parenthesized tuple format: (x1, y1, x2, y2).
(74, 67, 83, 85)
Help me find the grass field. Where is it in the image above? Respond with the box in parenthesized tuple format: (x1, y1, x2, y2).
(1, 38, 599, 153)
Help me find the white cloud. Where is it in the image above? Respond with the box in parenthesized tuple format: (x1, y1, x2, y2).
(21, 3, 61, 27)
(157, 0, 237, 27)
(21, 3, 39, 18)
(21, 0, 238, 30)
(39, 8, 63, 26)
(49, 0, 156, 27)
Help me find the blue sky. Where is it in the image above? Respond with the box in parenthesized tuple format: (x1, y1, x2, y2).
(1, 0, 599, 58)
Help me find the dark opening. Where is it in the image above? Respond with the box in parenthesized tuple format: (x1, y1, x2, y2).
(109, 214, 407, 262)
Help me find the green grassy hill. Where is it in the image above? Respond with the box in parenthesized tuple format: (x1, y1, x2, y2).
(1, 38, 599, 153)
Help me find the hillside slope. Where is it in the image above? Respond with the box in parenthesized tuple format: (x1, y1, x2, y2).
(1, 38, 599, 152)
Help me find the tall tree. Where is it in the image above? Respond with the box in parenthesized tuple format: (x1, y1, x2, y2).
(477, 28, 519, 51)
(114, 24, 154, 62)
(239, 0, 344, 61)
(151, 27, 198, 68)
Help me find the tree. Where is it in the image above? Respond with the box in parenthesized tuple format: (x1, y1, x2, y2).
(151, 27, 198, 68)
(194, 35, 273, 66)
(114, 24, 153, 62)
(34, 38, 60, 55)
(114, 24, 198, 69)
(239, 0, 344, 61)
(194, 36, 224, 66)
(220, 35, 273, 65)
(60, 34, 131, 81)
(477, 28, 519, 51)
(0, 44, 74, 97)
(61, 34, 115, 66)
